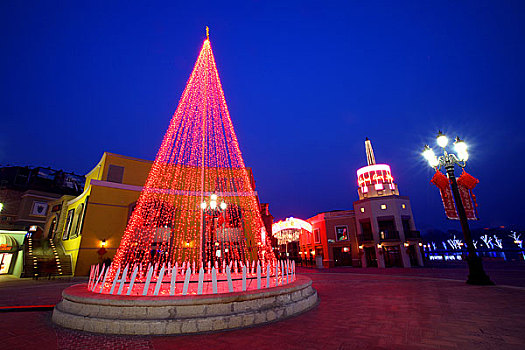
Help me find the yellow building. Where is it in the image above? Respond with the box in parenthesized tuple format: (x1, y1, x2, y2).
(45, 152, 266, 276)
(44, 152, 152, 276)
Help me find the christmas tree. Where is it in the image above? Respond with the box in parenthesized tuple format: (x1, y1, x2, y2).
(110, 30, 275, 276)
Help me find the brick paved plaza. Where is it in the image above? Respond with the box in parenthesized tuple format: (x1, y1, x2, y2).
(1, 262, 524, 350)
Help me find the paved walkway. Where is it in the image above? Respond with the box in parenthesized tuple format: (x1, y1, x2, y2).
(1, 262, 524, 349)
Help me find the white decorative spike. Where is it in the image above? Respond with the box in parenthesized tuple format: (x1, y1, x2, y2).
(98, 265, 110, 293)
(242, 266, 247, 291)
(197, 267, 204, 295)
(275, 263, 279, 287)
(256, 262, 261, 289)
(234, 260, 238, 274)
(252, 260, 256, 274)
(266, 263, 270, 288)
(285, 260, 289, 284)
(142, 266, 154, 296)
(117, 265, 129, 295)
(127, 266, 139, 295)
(92, 264, 100, 289)
(170, 266, 177, 296)
(92, 265, 104, 291)
(212, 266, 218, 294)
(207, 260, 211, 273)
(226, 266, 233, 292)
(154, 265, 166, 296)
(88, 265, 94, 290)
(182, 267, 191, 295)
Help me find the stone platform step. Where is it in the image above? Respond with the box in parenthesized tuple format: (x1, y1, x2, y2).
(52, 275, 318, 335)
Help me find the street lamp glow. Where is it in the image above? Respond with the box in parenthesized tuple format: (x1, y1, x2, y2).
(454, 137, 468, 161)
(422, 145, 439, 168)
(220, 201, 227, 210)
(209, 200, 217, 209)
(210, 194, 217, 201)
(200, 202, 207, 210)
(421, 130, 493, 285)
(436, 131, 448, 148)
(0, 203, 3, 212)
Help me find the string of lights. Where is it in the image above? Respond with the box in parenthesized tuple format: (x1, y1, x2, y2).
(109, 35, 275, 281)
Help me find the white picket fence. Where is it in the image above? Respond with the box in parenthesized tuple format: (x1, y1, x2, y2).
(87, 259, 296, 296)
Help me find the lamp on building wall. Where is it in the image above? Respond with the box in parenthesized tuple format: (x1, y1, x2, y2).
(422, 131, 493, 285)
(100, 239, 107, 248)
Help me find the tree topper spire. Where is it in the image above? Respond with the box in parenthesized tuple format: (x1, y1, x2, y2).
(206, 26, 209, 40)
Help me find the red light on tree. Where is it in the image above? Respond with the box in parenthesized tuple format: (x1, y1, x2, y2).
(109, 35, 275, 279)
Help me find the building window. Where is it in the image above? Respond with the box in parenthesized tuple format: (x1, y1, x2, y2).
(374, 183, 384, 190)
(402, 218, 411, 236)
(31, 201, 48, 217)
(360, 220, 373, 241)
(62, 209, 75, 240)
(72, 203, 86, 238)
(307, 231, 311, 244)
(314, 229, 320, 243)
(335, 226, 348, 241)
(360, 207, 365, 213)
(107, 165, 124, 183)
(380, 204, 387, 210)
(402, 203, 406, 209)
(362, 186, 368, 193)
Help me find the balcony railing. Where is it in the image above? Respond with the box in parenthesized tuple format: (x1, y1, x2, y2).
(358, 233, 374, 242)
(405, 230, 421, 239)
(379, 230, 400, 241)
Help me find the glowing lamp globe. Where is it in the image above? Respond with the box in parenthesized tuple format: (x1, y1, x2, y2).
(454, 137, 469, 161)
(220, 202, 227, 210)
(422, 145, 439, 168)
(200, 202, 207, 210)
(210, 200, 217, 210)
(436, 131, 448, 148)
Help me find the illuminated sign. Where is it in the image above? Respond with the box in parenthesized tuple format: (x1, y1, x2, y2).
(272, 217, 312, 245)
(357, 164, 394, 187)
(0, 244, 13, 251)
(272, 217, 312, 235)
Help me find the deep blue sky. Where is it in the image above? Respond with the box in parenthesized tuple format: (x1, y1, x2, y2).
(1, 1, 524, 232)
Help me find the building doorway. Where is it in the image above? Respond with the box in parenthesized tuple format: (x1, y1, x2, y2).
(407, 245, 419, 266)
(333, 247, 352, 266)
(384, 245, 403, 267)
(364, 247, 377, 267)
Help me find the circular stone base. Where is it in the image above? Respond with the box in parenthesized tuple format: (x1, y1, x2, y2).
(52, 275, 318, 335)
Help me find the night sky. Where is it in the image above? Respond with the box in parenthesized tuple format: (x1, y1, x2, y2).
(1, 1, 524, 232)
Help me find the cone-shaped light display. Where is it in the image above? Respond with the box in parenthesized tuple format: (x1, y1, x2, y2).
(110, 35, 275, 276)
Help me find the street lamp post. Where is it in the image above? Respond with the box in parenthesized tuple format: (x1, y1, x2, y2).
(423, 131, 493, 285)
(200, 194, 227, 266)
